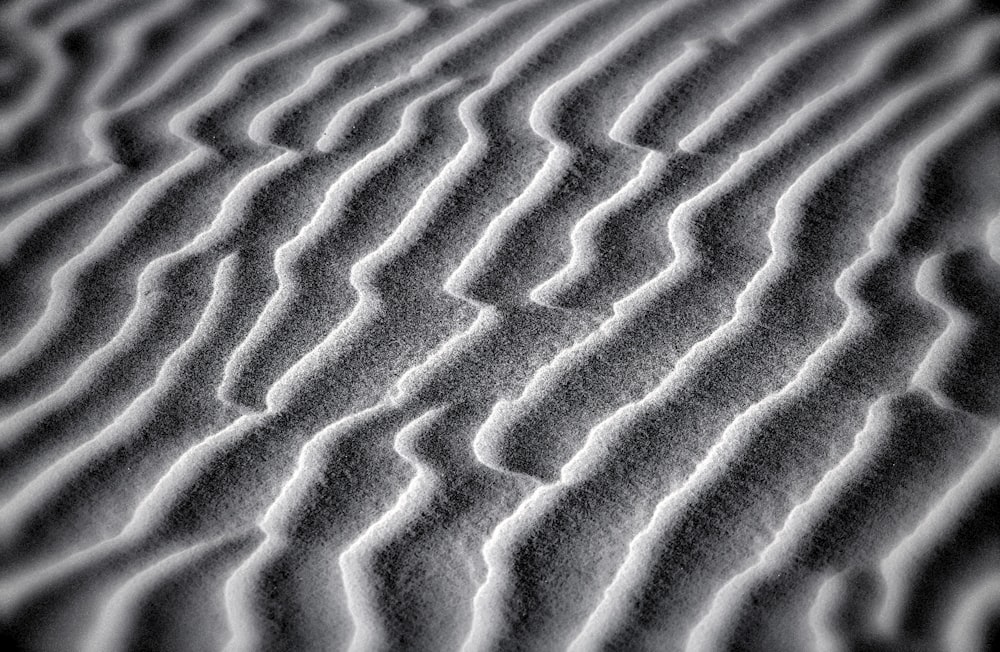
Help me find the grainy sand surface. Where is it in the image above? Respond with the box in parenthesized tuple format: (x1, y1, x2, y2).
(1, 0, 999, 650)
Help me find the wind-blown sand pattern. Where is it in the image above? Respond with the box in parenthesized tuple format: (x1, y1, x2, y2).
(1, 0, 999, 649)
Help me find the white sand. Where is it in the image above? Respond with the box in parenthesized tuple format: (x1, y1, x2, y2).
(1, 0, 999, 650)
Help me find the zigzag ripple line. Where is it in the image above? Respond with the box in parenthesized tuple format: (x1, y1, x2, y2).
(1, 1, 998, 650)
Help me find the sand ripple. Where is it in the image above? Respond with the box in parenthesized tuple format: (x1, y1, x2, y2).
(1, 0, 999, 650)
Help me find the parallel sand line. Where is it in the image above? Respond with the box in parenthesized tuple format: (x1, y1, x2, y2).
(0, 0, 257, 181)
(677, 0, 942, 155)
(0, 0, 360, 317)
(165, 0, 407, 154)
(83, 528, 264, 652)
(687, 389, 990, 652)
(222, 406, 425, 651)
(572, 85, 1000, 652)
(604, 0, 867, 151)
(876, 429, 1000, 650)
(253, 0, 671, 415)
(337, 303, 607, 650)
(86, 0, 328, 168)
(154, 0, 596, 418)
(91, 0, 244, 109)
(0, 0, 716, 640)
(0, 0, 254, 345)
(686, 246, 1000, 650)
(334, 6, 1000, 652)
(470, 0, 975, 486)
(1, 0, 680, 412)
(0, 0, 487, 418)
(534, 0, 912, 311)
(0, 102, 442, 534)
(0, 0, 89, 136)
(0, 253, 247, 570)
(0, 152, 261, 412)
(0, 0, 658, 644)
(199, 12, 712, 636)
(298, 3, 920, 648)
(102, 0, 609, 416)
(5, 0, 402, 289)
(0, 0, 348, 389)
(339, 403, 534, 652)
(221, 3, 752, 422)
(803, 431, 1000, 652)
(259, 0, 612, 153)
(0, 0, 169, 179)
(0, 162, 106, 230)
(0, 164, 150, 359)
(0, 0, 415, 411)
(466, 24, 997, 651)
(219, 80, 471, 411)
(445, 0, 762, 307)
(1, 1, 999, 650)
(269, 0, 685, 415)
(218, 0, 653, 408)
(238, 304, 600, 649)
(874, 238, 1000, 647)
(246, 0, 517, 151)
(225, 8, 720, 616)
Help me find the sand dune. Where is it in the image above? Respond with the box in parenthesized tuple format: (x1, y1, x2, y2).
(1, 0, 999, 650)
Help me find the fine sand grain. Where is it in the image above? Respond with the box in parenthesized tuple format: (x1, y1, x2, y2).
(1, 1, 999, 650)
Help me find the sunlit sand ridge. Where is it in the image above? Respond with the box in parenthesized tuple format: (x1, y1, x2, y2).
(1, 0, 998, 650)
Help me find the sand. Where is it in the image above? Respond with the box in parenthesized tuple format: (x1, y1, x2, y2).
(1, 0, 999, 650)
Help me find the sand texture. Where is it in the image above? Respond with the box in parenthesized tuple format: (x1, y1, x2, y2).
(1, 0, 1000, 650)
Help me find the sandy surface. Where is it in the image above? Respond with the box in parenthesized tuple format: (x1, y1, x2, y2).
(1, 0, 999, 650)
